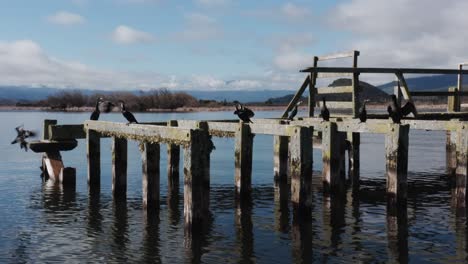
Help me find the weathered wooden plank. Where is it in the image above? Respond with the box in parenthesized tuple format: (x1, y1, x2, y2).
(87, 130, 100, 187)
(184, 129, 210, 233)
(446, 131, 457, 176)
(167, 120, 180, 194)
(317, 72, 353, 78)
(84, 120, 191, 144)
(288, 126, 313, 210)
(316, 101, 354, 109)
(316, 86, 353, 94)
(410, 90, 468, 97)
(29, 140, 77, 153)
(112, 137, 127, 198)
(282, 76, 310, 118)
(142, 142, 160, 209)
(273, 131, 289, 183)
(301, 67, 468, 75)
(308, 56, 318, 117)
(447, 87, 461, 112)
(455, 127, 468, 208)
(49, 124, 86, 140)
(249, 123, 289, 136)
(395, 72, 413, 103)
(351, 52, 360, 117)
(316, 50, 358, 61)
(322, 122, 346, 192)
(235, 122, 254, 197)
(385, 124, 409, 207)
(43, 119, 57, 140)
(347, 132, 360, 191)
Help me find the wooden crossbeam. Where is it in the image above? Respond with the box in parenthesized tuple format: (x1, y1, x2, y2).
(300, 67, 468, 75)
(316, 86, 353, 94)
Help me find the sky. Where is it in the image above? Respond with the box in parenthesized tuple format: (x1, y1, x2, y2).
(0, 0, 467, 91)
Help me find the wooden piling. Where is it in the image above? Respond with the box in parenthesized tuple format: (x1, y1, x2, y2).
(60, 167, 76, 189)
(184, 128, 210, 233)
(446, 131, 457, 176)
(322, 122, 346, 192)
(112, 137, 127, 198)
(347, 132, 360, 190)
(235, 122, 253, 197)
(43, 119, 57, 140)
(42, 151, 64, 183)
(289, 126, 313, 211)
(167, 120, 180, 193)
(456, 126, 468, 208)
(273, 134, 289, 183)
(141, 142, 160, 210)
(385, 124, 409, 207)
(87, 130, 101, 187)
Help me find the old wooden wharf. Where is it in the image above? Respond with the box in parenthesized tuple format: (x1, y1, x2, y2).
(32, 51, 468, 247)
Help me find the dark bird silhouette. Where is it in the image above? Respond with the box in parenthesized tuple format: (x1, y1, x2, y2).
(234, 103, 254, 123)
(387, 95, 417, 123)
(98, 97, 115, 113)
(288, 101, 302, 121)
(119, 100, 138, 124)
(320, 97, 330, 121)
(11, 125, 35, 151)
(358, 100, 369, 123)
(90, 98, 102, 120)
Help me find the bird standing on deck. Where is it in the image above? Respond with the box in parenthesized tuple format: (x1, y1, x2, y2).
(234, 103, 254, 123)
(358, 100, 369, 123)
(387, 95, 417, 124)
(320, 97, 330, 121)
(119, 100, 138, 124)
(288, 101, 302, 121)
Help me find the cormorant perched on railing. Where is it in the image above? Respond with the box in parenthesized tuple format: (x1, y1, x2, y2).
(288, 101, 302, 121)
(320, 97, 330, 121)
(119, 100, 138, 124)
(358, 100, 369, 123)
(234, 103, 254, 123)
(387, 95, 417, 124)
(90, 98, 102, 120)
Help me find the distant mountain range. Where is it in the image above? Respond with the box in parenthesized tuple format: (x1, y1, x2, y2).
(0, 74, 460, 104)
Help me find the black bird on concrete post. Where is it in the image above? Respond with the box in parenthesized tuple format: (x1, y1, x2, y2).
(387, 95, 417, 124)
(288, 101, 302, 121)
(320, 97, 330, 122)
(119, 100, 138, 125)
(358, 99, 370, 123)
(234, 103, 254, 123)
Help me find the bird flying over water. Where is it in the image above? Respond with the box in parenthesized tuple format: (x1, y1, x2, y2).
(234, 103, 254, 123)
(119, 100, 138, 124)
(320, 97, 330, 122)
(288, 101, 302, 121)
(11, 125, 35, 152)
(387, 95, 417, 124)
(358, 100, 369, 123)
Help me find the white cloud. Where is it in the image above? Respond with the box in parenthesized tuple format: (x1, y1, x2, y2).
(174, 13, 222, 41)
(195, 0, 231, 8)
(111, 25, 155, 44)
(47, 11, 85, 26)
(330, 0, 468, 68)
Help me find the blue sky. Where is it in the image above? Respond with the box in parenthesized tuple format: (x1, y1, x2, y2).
(0, 0, 466, 90)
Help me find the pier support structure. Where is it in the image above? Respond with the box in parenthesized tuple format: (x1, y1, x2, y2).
(167, 120, 180, 194)
(456, 126, 468, 208)
(112, 137, 127, 198)
(385, 124, 409, 207)
(347, 132, 360, 190)
(322, 122, 346, 193)
(142, 142, 160, 210)
(235, 122, 253, 198)
(87, 129, 101, 189)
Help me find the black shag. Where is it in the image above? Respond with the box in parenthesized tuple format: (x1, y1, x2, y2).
(320, 97, 330, 121)
(90, 98, 101, 120)
(358, 100, 369, 123)
(119, 100, 138, 124)
(387, 95, 417, 124)
(11, 125, 35, 151)
(288, 101, 302, 121)
(234, 103, 254, 123)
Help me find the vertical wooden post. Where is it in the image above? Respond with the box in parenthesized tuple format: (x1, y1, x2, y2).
(273, 128, 289, 184)
(446, 130, 458, 176)
(167, 120, 180, 193)
(347, 132, 360, 191)
(322, 122, 346, 192)
(112, 137, 127, 198)
(60, 167, 76, 190)
(448, 87, 460, 112)
(351, 50, 360, 118)
(456, 126, 468, 208)
(235, 122, 253, 197)
(43, 119, 57, 140)
(184, 128, 210, 233)
(289, 126, 313, 211)
(43, 151, 64, 183)
(142, 142, 160, 210)
(196, 121, 211, 211)
(87, 129, 101, 188)
(385, 124, 409, 207)
(308, 56, 318, 117)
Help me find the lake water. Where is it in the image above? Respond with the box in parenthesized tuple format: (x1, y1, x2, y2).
(0, 110, 465, 263)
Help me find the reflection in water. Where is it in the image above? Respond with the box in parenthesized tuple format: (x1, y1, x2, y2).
(386, 205, 408, 263)
(184, 214, 213, 264)
(110, 198, 129, 262)
(274, 179, 290, 233)
(167, 187, 181, 226)
(142, 209, 161, 263)
(235, 198, 254, 264)
(322, 192, 346, 259)
(292, 205, 313, 264)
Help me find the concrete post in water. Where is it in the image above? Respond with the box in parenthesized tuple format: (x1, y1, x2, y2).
(235, 122, 253, 197)
(446, 130, 457, 176)
(167, 120, 180, 193)
(289, 126, 313, 211)
(112, 137, 127, 198)
(142, 142, 160, 210)
(184, 128, 211, 233)
(322, 122, 346, 192)
(347, 132, 360, 191)
(273, 122, 289, 183)
(87, 129, 101, 188)
(385, 124, 409, 207)
(456, 126, 468, 208)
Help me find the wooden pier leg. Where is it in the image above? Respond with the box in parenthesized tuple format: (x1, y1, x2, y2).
(43, 119, 57, 140)
(87, 130, 101, 188)
(447, 131, 458, 176)
(385, 124, 409, 207)
(43, 151, 64, 183)
(456, 127, 468, 208)
(322, 122, 346, 193)
(347, 132, 360, 191)
(142, 142, 160, 210)
(167, 120, 180, 194)
(184, 129, 210, 233)
(196, 121, 211, 210)
(235, 122, 253, 198)
(273, 135, 289, 183)
(60, 167, 76, 190)
(112, 137, 127, 198)
(289, 126, 313, 212)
